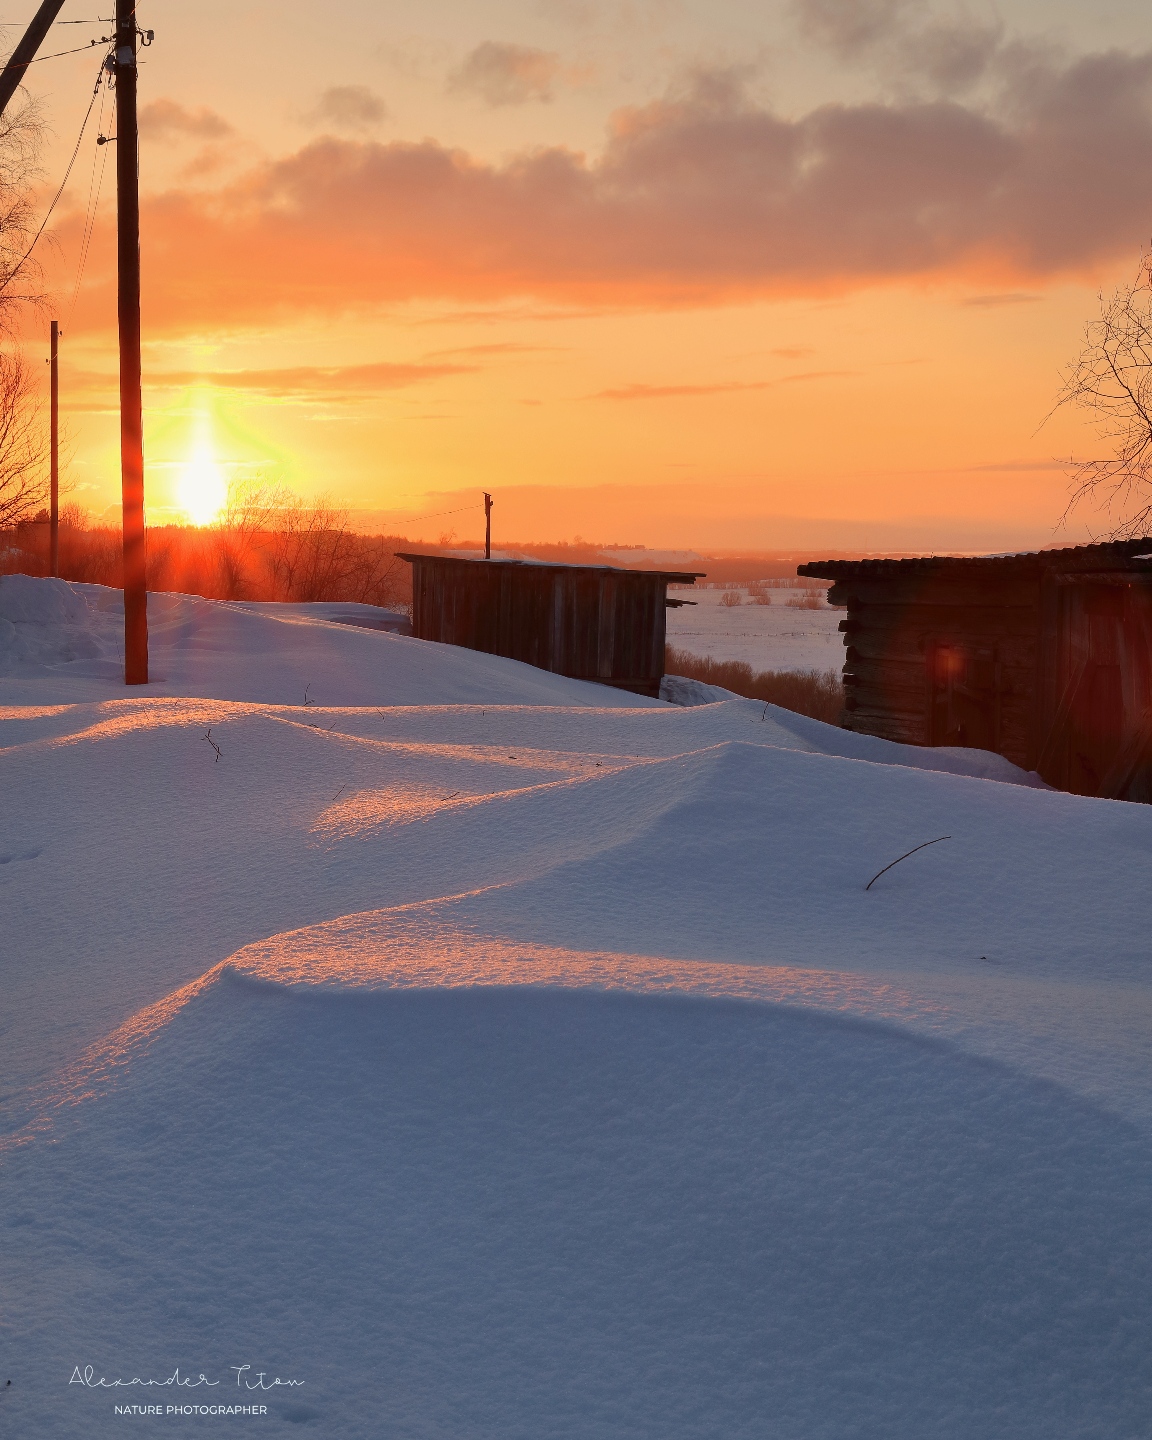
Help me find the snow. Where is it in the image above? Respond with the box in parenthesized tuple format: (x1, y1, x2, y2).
(0, 575, 654, 708)
(666, 584, 844, 671)
(3, 573, 1152, 1438)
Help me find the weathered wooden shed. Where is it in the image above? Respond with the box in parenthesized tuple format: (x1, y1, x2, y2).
(398, 553, 704, 697)
(798, 539, 1152, 801)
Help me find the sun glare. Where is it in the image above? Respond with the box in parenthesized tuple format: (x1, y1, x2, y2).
(177, 448, 227, 526)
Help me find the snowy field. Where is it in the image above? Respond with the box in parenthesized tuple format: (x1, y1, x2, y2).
(3, 574, 1152, 1438)
(666, 584, 844, 671)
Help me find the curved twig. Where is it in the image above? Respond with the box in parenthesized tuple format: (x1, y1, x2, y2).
(865, 836, 950, 892)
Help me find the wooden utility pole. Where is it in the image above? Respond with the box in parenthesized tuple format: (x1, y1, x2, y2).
(49, 319, 58, 577)
(0, 1, 67, 118)
(115, 0, 147, 683)
(484, 491, 493, 559)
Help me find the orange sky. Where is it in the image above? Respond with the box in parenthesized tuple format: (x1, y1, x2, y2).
(13, 0, 1152, 550)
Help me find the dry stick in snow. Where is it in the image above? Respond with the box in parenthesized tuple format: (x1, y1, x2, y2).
(203, 728, 222, 763)
(865, 836, 950, 892)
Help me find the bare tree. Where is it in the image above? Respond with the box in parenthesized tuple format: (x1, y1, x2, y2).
(1053, 253, 1152, 539)
(0, 93, 47, 525)
(213, 478, 289, 599)
(0, 350, 46, 526)
(0, 93, 44, 312)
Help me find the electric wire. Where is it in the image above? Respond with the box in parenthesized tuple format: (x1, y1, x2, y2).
(65, 68, 111, 328)
(0, 48, 110, 298)
(402, 503, 482, 523)
(21, 37, 112, 64)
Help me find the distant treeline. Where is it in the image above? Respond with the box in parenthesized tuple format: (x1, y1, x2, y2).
(665, 645, 843, 725)
(2, 499, 416, 610)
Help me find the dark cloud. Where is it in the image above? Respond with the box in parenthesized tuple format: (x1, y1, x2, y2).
(793, 0, 911, 59)
(794, 0, 1004, 96)
(449, 42, 562, 105)
(308, 86, 389, 133)
(58, 51, 1152, 332)
(901, 20, 1003, 93)
(139, 100, 234, 141)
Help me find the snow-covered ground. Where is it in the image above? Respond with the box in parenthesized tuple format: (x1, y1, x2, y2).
(3, 574, 1151, 1438)
(667, 584, 844, 671)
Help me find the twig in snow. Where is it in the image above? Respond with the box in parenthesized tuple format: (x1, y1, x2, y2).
(330, 782, 347, 802)
(441, 791, 461, 804)
(203, 728, 222, 763)
(865, 836, 950, 891)
(303, 683, 314, 707)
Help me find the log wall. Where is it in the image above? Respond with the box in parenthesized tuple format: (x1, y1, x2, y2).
(401, 554, 699, 695)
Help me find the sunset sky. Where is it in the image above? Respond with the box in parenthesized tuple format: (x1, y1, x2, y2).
(14, 0, 1152, 550)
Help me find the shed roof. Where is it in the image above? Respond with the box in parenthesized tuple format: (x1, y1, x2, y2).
(798, 537, 1152, 583)
(397, 552, 706, 583)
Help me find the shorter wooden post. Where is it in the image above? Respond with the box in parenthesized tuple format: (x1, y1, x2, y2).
(484, 491, 493, 559)
(49, 320, 58, 577)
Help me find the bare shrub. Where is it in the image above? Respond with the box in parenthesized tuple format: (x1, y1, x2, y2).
(264, 493, 406, 606)
(751, 591, 772, 605)
(786, 588, 824, 609)
(719, 589, 743, 607)
(1, 498, 413, 611)
(665, 645, 843, 723)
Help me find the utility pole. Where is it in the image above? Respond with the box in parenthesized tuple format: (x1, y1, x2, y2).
(115, 0, 147, 683)
(484, 491, 493, 559)
(0, 1, 67, 118)
(49, 320, 58, 577)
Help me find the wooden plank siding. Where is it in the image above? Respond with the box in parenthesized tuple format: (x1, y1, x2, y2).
(399, 554, 704, 696)
(801, 541, 1152, 800)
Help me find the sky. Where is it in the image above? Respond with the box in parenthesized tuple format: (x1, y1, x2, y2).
(9, 0, 1152, 550)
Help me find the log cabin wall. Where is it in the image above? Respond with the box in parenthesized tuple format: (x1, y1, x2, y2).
(799, 541, 1152, 800)
(398, 554, 704, 696)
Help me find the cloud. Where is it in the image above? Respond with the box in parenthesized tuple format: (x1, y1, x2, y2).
(793, 0, 1003, 96)
(71, 361, 471, 401)
(449, 42, 562, 105)
(56, 50, 1152, 332)
(793, 0, 910, 59)
(153, 361, 472, 396)
(961, 292, 1042, 308)
(139, 99, 234, 142)
(594, 370, 855, 399)
(594, 380, 773, 400)
(307, 86, 389, 133)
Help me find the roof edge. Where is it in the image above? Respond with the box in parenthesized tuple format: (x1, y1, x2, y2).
(797, 537, 1152, 581)
(396, 552, 707, 582)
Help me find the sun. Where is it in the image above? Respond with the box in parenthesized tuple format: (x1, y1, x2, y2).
(177, 448, 228, 526)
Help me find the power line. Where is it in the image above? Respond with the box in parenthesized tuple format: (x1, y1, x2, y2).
(402, 503, 482, 523)
(66, 67, 111, 327)
(0, 48, 109, 297)
(23, 36, 111, 63)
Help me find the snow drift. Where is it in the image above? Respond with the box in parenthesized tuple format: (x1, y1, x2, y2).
(3, 575, 1151, 1438)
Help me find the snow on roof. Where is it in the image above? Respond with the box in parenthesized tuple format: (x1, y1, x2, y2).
(799, 536, 1152, 580)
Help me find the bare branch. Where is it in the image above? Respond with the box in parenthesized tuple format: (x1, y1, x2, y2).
(1053, 252, 1152, 539)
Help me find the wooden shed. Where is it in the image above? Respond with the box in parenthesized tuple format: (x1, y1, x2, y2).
(798, 539, 1152, 801)
(398, 553, 705, 697)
